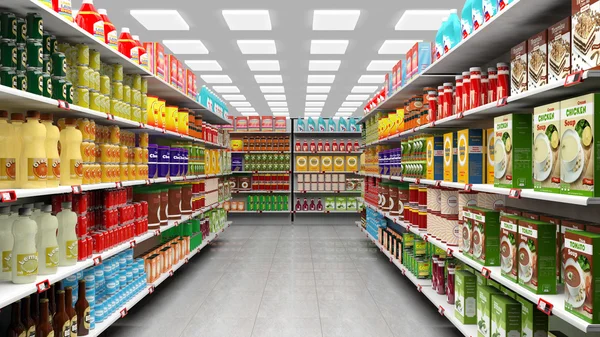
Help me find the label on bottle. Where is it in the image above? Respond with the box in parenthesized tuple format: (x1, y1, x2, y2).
(62, 321, 71, 337)
(58, 0, 73, 22)
(45, 246, 59, 267)
(107, 30, 118, 50)
(140, 53, 149, 70)
(70, 159, 83, 179)
(0, 158, 16, 181)
(27, 158, 48, 180)
(27, 326, 35, 337)
(1, 250, 11, 272)
(65, 240, 78, 260)
(70, 316, 77, 337)
(49, 158, 60, 181)
(130, 47, 140, 64)
(17, 332, 25, 337)
(15, 253, 38, 276)
(48, 331, 55, 337)
(93, 21, 105, 42)
(83, 307, 91, 329)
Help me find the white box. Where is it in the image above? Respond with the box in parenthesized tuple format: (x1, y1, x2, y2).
(297, 182, 304, 191)
(325, 174, 331, 182)
(297, 174, 304, 183)
(325, 182, 332, 190)
(318, 174, 324, 182)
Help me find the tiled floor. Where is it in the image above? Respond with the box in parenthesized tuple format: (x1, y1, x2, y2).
(102, 224, 463, 337)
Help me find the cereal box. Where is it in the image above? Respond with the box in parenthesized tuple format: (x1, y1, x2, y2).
(455, 270, 477, 324)
(491, 296, 522, 337)
(485, 128, 495, 184)
(425, 135, 443, 180)
(308, 156, 320, 171)
(477, 285, 503, 337)
(494, 114, 533, 188)
(457, 129, 484, 184)
(572, 0, 600, 71)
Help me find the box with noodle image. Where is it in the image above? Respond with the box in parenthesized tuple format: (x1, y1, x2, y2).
(572, 0, 600, 71)
(533, 102, 561, 193)
(493, 114, 532, 189)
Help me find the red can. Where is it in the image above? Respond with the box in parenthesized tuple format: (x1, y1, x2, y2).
(455, 75, 463, 113)
(78, 239, 86, 261)
(469, 67, 482, 109)
(488, 67, 498, 102)
(462, 71, 470, 111)
(497, 62, 509, 99)
(77, 214, 88, 237)
(85, 236, 93, 259)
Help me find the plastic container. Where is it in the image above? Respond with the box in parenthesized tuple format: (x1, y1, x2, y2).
(37, 205, 59, 275)
(59, 118, 83, 186)
(0, 206, 13, 281)
(483, 0, 498, 22)
(443, 10, 461, 54)
(57, 202, 78, 266)
(472, 0, 484, 30)
(118, 28, 139, 64)
(98, 9, 117, 49)
(132, 35, 148, 69)
(41, 114, 60, 187)
(435, 17, 447, 60)
(75, 0, 104, 42)
(0, 111, 15, 189)
(11, 208, 38, 284)
(461, 0, 473, 39)
(20, 111, 47, 189)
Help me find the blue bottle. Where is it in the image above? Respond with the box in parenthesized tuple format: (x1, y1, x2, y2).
(461, 0, 474, 39)
(435, 16, 448, 60)
(443, 10, 461, 54)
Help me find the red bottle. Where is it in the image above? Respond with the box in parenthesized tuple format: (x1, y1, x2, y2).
(339, 141, 346, 152)
(309, 199, 315, 211)
(347, 140, 353, 152)
(316, 198, 323, 211)
(332, 140, 338, 152)
(52, 0, 73, 22)
(302, 141, 308, 152)
(118, 27, 138, 63)
(98, 9, 117, 49)
(317, 139, 323, 152)
(133, 35, 148, 69)
(302, 198, 308, 211)
(324, 141, 330, 151)
(295, 199, 301, 211)
(295, 141, 301, 151)
(75, 0, 104, 42)
(309, 140, 316, 152)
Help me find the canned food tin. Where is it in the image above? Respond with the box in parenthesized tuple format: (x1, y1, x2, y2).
(25, 13, 43, 40)
(89, 49, 100, 70)
(89, 91, 101, 111)
(1, 12, 17, 40)
(141, 78, 147, 94)
(91, 70, 100, 91)
(16, 46, 26, 71)
(76, 43, 89, 66)
(141, 109, 147, 123)
(66, 81, 73, 104)
(123, 85, 131, 104)
(99, 75, 110, 95)
(16, 18, 26, 44)
(0, 67, 16, 88)
(110, 99, 119, 115)
(51, 76, 67, 100)
(26, 39, 43, 68)
(73, 87, 89, 108)
(42, 55, 51, 74)
(42, 72, 51, 97)
(50, 52, 66, 77)
(16, 71, 26, 91)
(111, 81, 123, 100)
(131, 89, 141, 107)
(74, 65, 89, 87)
(131, 74, 141, 91)
(141, 93, 147, 108)
(26, 68, 43, 95)
(43, 33, 56, 55)
(132, 106, 141, 122)
(0, 38, 17, 68)
(112, 64, 123, 82)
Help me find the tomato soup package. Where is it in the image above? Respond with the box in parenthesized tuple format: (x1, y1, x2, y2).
(517, 219, 556, 294)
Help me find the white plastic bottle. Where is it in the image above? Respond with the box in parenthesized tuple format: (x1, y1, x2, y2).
(57, 202, 78, 266)
(32, 202, 45, 247)
(12, 208, 38, 284)
(37, 205, 59, 275)
(0, 206, 14, 281)
(9, 204, 20, 223)
(41, 113, 60, 187)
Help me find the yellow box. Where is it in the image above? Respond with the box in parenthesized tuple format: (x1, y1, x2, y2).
(206, 150, 213, 174)
(213, 150, 219, 174)
(485, 128, 494, 184)
(443, 132, 454, 182)
(395, 108, 405, 133)
(177, 111, 188, 135)
(308, 156, 320, 171)
(321, 156, 333, 171)
(346, 156, 358, 171)
(457, 129, 484, 184)
(231, 140, 243, 151)
(333, 156, 345, 172)
(296, 156, 308, 172)
(165, 105, 178, 132)
(425, 135, 443, 180)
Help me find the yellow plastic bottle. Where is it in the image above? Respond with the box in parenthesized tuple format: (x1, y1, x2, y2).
(41, 114, 60, 188)
(20, 111, 47, 189)
(0, 111, 16, 189)
(59, 118, 83, 186)
(10, 114, 24, 187)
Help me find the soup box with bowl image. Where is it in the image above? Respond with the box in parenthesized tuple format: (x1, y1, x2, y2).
(499, 214, 525, 284)
(462, 206, 501, 266)
(560, 93, 600, 196)
(517, 219, 557, 294)
(533, 102, 561, 193)
(494, 114, 532, 189)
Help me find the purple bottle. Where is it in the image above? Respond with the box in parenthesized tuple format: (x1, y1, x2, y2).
(181, 149, 189, 176)
(157, 146, 170, 178)
(148, 144, 158, 178)
(170, 147, 180, 177)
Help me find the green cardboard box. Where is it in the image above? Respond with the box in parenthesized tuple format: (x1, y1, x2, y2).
(494, 113, 533, 188)
(491, 295, 521, 337)
(517, 219, 557, 294)
(325, 197, 336, 211)
(335, 197, 347, 210)
(477, 286, 503, 337)
(499, 214, 524, 283)
(464, 206, 501, 266)
(346, 197, 358, 210)
(455, 270, 478, 324)
(516, 295, 548, 337)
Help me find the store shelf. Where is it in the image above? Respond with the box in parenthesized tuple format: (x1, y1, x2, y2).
(228, 210, 290, 214)
(296, 171, 359, 174)
(294, 210, 361, 214)
(232, 171, 290, 174)
(230, 151, 290, 154)
(232, 190, 290, 194)
(229, 131, 291, 135)
(294, 131, 362, 136)
(89, 221, 232, 337)
(294, 151, 362, 155)
(293, 190, 361, 194)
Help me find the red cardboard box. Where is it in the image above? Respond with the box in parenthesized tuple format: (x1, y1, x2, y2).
(144, 42, 166, 80)
(235, 117, 248, 130)
(261, 116, 273, 131)
(167, 54, 178, 87)
(274, 116, 287, 132)
(186, 69, 195, 97)
(177, 59, 184, 91)
(248, 116, 261, 131)
(392, 60, 402, 91)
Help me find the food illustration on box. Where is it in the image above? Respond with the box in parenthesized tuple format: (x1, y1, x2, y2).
(572, 1, 600, 71)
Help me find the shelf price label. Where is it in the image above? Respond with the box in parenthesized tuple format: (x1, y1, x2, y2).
(106, 113, 115, 121)
(154, 229, 161, 236)
(0, 190, 16, 203)
(415, 178, 421, 184)
(508, 189, 521, 199)
(168, 270, 174, 277)
(438, 306, 445, 316)
(537, 299, 553, 316)
(496, 97, 508, 107)
(93, 256, 102, 266)
(36, 279, 51, 293)
(481, 267, 492, 279)
(417, 284, 423, 293)
(565, 70, 584, 87)
(148, 285, 155, 294)
(184, 258, 189, 264)
(446, 248, 454, 258)
(129, 240, 136, 248)
(463, 184, 473, 192)
(456, 112, 464, 119)
(57, 100, 70, 110)
(71, 185, 82, 194)
(120, 308, 128, 318)
(115, 182, 122, 188)
(434, 180, 442, 187)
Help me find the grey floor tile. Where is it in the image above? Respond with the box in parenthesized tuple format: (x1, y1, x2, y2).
(194, 290, 264, 319)
(180, 317, 255, 337)
(321, 316, 393, 337)
(251, 317, 323, 337)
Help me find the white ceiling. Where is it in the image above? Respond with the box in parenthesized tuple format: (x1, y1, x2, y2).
(73, 0, 463, 118)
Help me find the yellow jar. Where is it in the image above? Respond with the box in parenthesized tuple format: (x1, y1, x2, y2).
(133, 147, 142, 164)
(120, 164, 129, 181)
(89, 91, 101, 111)
(109, 125, 120, 145)
(128, 163, 136, 180)
(138, 132, 149, 148)
(111, 81, 123, 100)
(142, 148, 148, 164)
(120, 145, 128, 164)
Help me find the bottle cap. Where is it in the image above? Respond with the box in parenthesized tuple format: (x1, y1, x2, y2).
(19, 208, 32, 216)
(34, 202, 45, 209)
(11, 113, 24, 122)
(65, 118, 77, 125)
(82, 0, 94, 4)
(0, 110, 7, 118)
(61, 201, 72, 209)
(26, 111, 40, 119)
(23, 203, 34, 209)
(121, 27, 130, 33)
(10, 205, 20, 212)
(42, 205, 53, 213)
(40, 113, 53, 121)
(98, 8, 107, 15)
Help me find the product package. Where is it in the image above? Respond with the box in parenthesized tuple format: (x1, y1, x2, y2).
(457, 129, 484, 184)
(455, 270, 477, 324)
(425, 135, 444, 180)
(499, 214, 524, 283)
(548, 17, 571, 83)
(443, 132, 457, 182)
(527, 29, 548, 90)
(484, 128, 494, 184)
(476, 285, 503, 337)
(572, 0, 600, 72)
(510, 41, 528, 95)
(517, 219, 557, 294)
(491, 295, 522, 337)
(533, 102, 561, 193)
(516, 295, 549, 337)
(493, 114, 532, 189)
(462, 206, 500, 266)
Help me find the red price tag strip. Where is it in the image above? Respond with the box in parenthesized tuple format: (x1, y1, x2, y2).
(57, 100, 70, 110)
(446, 248, 453, 258)
(537, 299, 553, 316)
(168, 270, 174, 277)
(417, 284, 423, 292)
(434, 180, 441, 187)
(564, 70, 584, 87)
(0, 190, 16, 202)
(129, 240, 136, 248)
(154, 229, 161, 236)
(481, 267, 492, 279)
(508, 189, 521, 199)
(438, 306, 445, 316)
(464, 184, 472, 192)
(148, 285, 155, 294)
(71, 185, 82, 194)
(496, 97, 508, 107)
(93, 256, 102, 266)
(120, 308, 128, 318)
(36, 280, 51, 293)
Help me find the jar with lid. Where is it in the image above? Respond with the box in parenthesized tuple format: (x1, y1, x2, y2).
(497, 63, 509, 99)
(469, 67, 482, 108)
(462, 71, 471, 111)
(455, 75, 463, 113)
(487, 67, 498, 102)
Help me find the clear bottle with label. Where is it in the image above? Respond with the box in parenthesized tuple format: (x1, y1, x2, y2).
(42, 113, 60, 187)
(12, 208, 38, 284)
(0, 110, 16, 189)
(53, 290, 70, 337)
(0, 206, 13, 281)
(59, 118, 83, 186)
(57, 202, 77, 266)
(38, 205, 59, 275)
(11, 114, 24, 187)
(20, 111, 47, 189)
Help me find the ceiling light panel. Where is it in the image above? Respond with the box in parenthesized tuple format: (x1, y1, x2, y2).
(346, 94, 369, 100)
(307, 86, 331, 93)
(255, 75, 283, 83)
(342, 101, 362, 107)
(230, 102, 251, 107)
(264, 94, 286, 101)
(184, 60, 220, 70)
(395, 10, 453, 30)
(273, 112, 289, 116)
(200, 75, 232, 84)
(212, 86, 240, 93)
(358, 74, 385, 84)
(260, 86, 285, 93)
(222, 94, 246, 100)
(336, 112, 353, 116)
(308, 75, 335, 83)
(268, 102, 288, 107)
(130, 10, 189, 30)
(236, 107, 256, 112)
(306, 95, 327, 101)
(163, 40, 208, 54)
(313, 10, 360, 30)
(222, 10, 271, 30)
(247, 60, 280, 71)
(378, 40, 422, 54)
(367, 60, 398, 71)
(310, 40, 349, 54)
(237, 40, 277, 54)
(309, 60, 341, 71)
(305, 108, 323, 112)
(351, 86, 378, 93)
(241, 112, 259, 116)
(306, 102, 325, 107)
(271, 108, 289, 112)
(338, 107, 357, 111)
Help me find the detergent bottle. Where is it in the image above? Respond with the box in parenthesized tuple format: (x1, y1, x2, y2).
(118, 28, 139, 64)
(41, 113, 60, 187)
(461, 0, 474, 39)
(11, 208, 38, 284)
(20, 111, 47, 189)
(483, 0, 498, 22)
(98, 9, 118, 49)
(472, 0, 484, 30)
(37, 205, 59, 275)
(75, 0, 104, 42)
(133, 35, 148, 69)
(59, 118, 83, 186)
(435, 17, 448, 60)
(443, 10, 461, 54)
(0, 111, 15, 189)
(0, 206, 13, 281)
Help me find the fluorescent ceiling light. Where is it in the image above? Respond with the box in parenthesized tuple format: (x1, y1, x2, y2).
(306, 95, 327, 100)
(307, 86, 330, 93)
(230, 102, 251, 107)
(271, 108, 289, 112)
(130, 10, 189, 30)
(305, 112, 321, 117)
(163, 40, 208, 54)
(213, 86, 240, 93)
(268, 102, 287, 107)
(367, 60, 397, 71)
(336, 112, 353, 116)
(236, 107, 256, 112)
(273, 112, 289, 116)
(305, 108, 323, 112)
(309, 60, 341, 71)
(308, 75, 335, 84)
(237, 40, 277, 54)
(260, 86, 285, 93)
(342, 101, 362, 107)
(306, 102, 325, 107)
(378, 40, 421, 54)
(338, 107, 357, 111)
(310, 40, 349, 54)
(222, 10, 271, 30)
(346, 94, 369, 100)
(358, 74, 385, 84)
(247, 60, 280, 71)
(200, 75, 232, 84)
(313, 10, 360, 30)
(255, 74, 283, 83)
(395, 10, 453, 30)
(264, 94, 286, 100)
(241, 112, 259, 116)
(222, 94, 246, 100)
(351, 85, 378, 93)
(185, 60, 220, 70)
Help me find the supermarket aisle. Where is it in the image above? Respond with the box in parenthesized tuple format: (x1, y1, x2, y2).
(103, 224, 462, 337)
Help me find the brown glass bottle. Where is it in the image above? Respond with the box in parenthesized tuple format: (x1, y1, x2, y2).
(7, 301, 26, 337)
(75, 280, 90, 336)
(64, 287, 77, 337)
(21, 297, 36, 337)
(36, 299, 53, 337)
(48, 286, 56, 326)
(53, 291, 70, 337)
(30, 293, 40, 326)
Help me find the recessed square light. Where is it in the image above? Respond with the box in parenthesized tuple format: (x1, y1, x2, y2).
(338, 107, 357, 111)
(313, 10, 360, 30)
(264, 94, 286, 100)
(308, 75, 335, 83)
(271, 108, 289, 112)
(222, 94, 246, 100)
(247, 60, 280, 71)
(306, 102, 325, 107)
(268, 102, 287, 107)
(184, 60, 221, 70)
(255, 75, 283, 83)
(230, 102, 251, 107)
(367, 60, 398, 71)
(336, 112, 353, 116)
(130, 10, 189, 30)
(358, 74, 385, 84)
(395, 10, 454, 30)
(163, 40, 208, 54)
(213, 86, 240, 93)
(309, 60, 341, 71)
(351, 86, 378, 93)
(305, 108, 323, 112)
(236, 107, 256, 112)
(346, 94, 369, 100)
(342, 101, 362, 107)
(305, 112, 321, 117)
(310, 40, 349, 54)
(378, 40, 422, 54)
(273, 112, 289, 116)
(222, 10, 271, 30)
(200, 75, 232, 84)
(306, 95, 327, 100)
(237, 40, 277, 54)
(241, 112, 259, 116)
(260, 86, 285, 93)
(307, 86, 331, 93)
